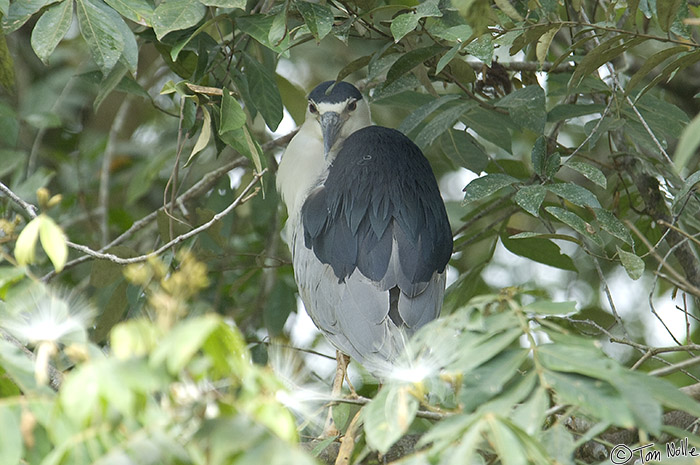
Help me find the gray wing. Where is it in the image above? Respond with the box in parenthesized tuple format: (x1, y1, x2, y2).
(300, 126, 452, 337)
(291, 215, 412, 371)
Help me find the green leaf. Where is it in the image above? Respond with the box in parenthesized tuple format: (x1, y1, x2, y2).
(546, 183, 601, 208)
(545, 206, 602, 246)
(0, 406, 22, 465)
(336, 55, 371, 82)
(415, 102, 473, 149)
(385, 45, 444, 89)
(511, 387, 549, 436)
(594, 208, 633, 245)
(493, 0, 523, 21)
(465, 34, 493, 64)
(243, 53, 283, 131)
(626, 371, 700, 419)
(219, 126, 264, 171)
(657, 0, 682, 32)
(0, 339, 51, 394)
(452, 327, 523, 373)
(431, 24, 473, 42)
(547, 103, 606, 122)
(220, 91, 247, 133)
(268, 12, 287, 46)
(510, 23, 558, 56)
(674, 111, 700, 172)
(114, 8, 138, 72)
(530, 136, 547, 177)
(185, 106, 211, 167)
(565, 161, 607, 188)
(38, 215, 68, 272)
(462, 106, 513, 152)
(484, 416, 528, 465)
(201, 0, 246, 7)
(30, 1, 73, 64)
(236, 15, 290, 53)
(544, 371, 634, 428)
(364, 385, 419, 454)
(514, 184, 546, 216)
(391, 12, 420, 43)
(522, 300, 577, 315)
(436, 43, 460, 74)
(536, 25, 560, 67)
(296, 1, 334, 41)
(92, 281, 130, 343)
(60, 362, 101, 425)
(152, 0, 206, 40)
(0, 266, 25, 299)
(569, 36, 645, 89)
(440, 129, 489, 173)
(463, 173, 518, 203)
(617, 246, 644, 280)
(14, 216, 41, 267)
(76, 0, 125, 72)
(104, 0, 154, 25)
(542, 425, 575, 465)
(626, 46, 687, 92)
(390, 1, 441, 43)
(672, 169, 700, 212)
(415, 0, 442, 18)
(615, 381, 662, 435)
(151, 315, 222, 373)
(496, 85, 546, 134)
(461, 349, 529, 410)
(398, 94, 461, 135)
(500, 234, 577, 271)
(94, 62, 128, 112)
(1, 0, 53, 34)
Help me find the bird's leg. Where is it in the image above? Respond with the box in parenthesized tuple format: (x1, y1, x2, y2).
(332, 350, 348, 397)
(339, 353, 358, 398)
(322, 350, 351, 437)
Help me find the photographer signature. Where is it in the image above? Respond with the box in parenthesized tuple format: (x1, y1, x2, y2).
(610, 438, 698, 464)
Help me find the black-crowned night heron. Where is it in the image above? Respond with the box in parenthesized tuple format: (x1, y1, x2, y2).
(277, 81, 453, 379)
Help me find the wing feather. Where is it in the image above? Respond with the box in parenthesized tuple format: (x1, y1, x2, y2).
(296, 125, 453, 368)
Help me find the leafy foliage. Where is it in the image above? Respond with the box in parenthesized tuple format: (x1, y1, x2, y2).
(2, 0, 700, 463)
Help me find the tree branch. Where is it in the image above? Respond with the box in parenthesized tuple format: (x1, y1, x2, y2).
(0, 180, 39, 218)
(60, 169, 266, 266)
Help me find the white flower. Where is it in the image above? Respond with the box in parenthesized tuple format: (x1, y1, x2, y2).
(1, 283, 94, 346)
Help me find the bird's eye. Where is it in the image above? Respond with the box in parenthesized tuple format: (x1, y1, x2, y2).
(348, 100, 357, 112)
(309, 103, 317, 114)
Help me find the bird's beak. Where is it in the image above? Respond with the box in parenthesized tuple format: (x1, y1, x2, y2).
(320, 112, 342, 158)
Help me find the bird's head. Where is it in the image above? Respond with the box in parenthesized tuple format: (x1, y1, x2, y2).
(306, 81, 371, 158)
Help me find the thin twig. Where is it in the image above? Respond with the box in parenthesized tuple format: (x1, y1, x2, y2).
(629, 344, 700, 370)
(100, 97, 132, 247)
(593, 257, 629, 338)
(41, 129, 295, 281)
(523, 20, 699, 48)
(624, 95, 674, 166)
(649, 355, 700, 377)
(62, 169, 266, 266)
(657, 220, 700, 248)
(568, 97, 614, 159)
(625, 220, 700, 297)
(42, 157, 249, 280)
(326, 396, 446, 421)
(0, 328, 63, 391)
(0, 181, 39, 218)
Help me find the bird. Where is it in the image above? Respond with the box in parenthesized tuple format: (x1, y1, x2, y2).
(276, 80, 453, 378)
